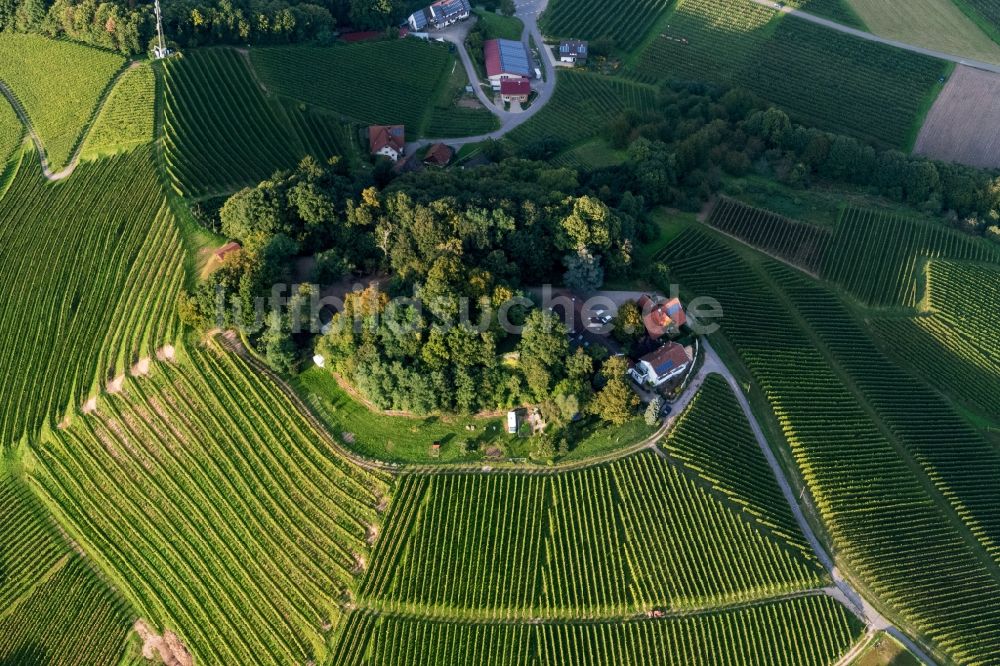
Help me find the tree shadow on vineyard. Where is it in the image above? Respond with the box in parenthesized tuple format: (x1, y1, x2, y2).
(0, 645, 49, 666)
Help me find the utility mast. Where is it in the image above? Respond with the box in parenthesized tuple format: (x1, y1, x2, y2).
(153, 0, 171, 59)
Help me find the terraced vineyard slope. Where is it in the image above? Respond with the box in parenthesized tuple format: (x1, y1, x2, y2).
(32, 340, 391, 666)
(821, 207, 999, 307)
(0, 147, 183, 450)
(869, 260, 1000, 421)
(0, 34, 125, 170)
(706, 197, 832, 274)
(540, 0, 675, 52)
(508, 71, 657, 150)
(81, 63, 155, 161)
(250, 41, 453, 132)
(332, 595, 863, 665)
(660, 226, 1000, 664)
(0, 96, 21, 167)
(632, 0, 946, 148)
(0, 468, 132, 664)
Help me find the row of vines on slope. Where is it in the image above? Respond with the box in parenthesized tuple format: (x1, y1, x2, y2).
(0, 147, 183, 450)
(32, 341, 390, 665)
(658, 227, 1000, 664)
(331, 595, 862, 665)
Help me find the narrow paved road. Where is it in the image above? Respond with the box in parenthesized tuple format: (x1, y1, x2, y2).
(748, 0, 1000, 74)
(405, 0, 558, 154)
(699, 336, 938, 666)
(0, 62, 140, 181)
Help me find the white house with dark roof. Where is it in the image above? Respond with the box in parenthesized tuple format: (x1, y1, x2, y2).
(559, 40, 588, 64)
(629, 341, 692, 387)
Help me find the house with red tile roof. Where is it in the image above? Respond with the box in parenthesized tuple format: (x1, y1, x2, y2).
(422, 142, 453, 167)
(637, 295, 686, 339)
(500, 77, 531, 103)
(368, 125, 405, 162)
(214, 241, 241, 261)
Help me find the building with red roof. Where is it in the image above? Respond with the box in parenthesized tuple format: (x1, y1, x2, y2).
(422, 142, 454, 167)
(368, 125, 405, 162)
(500, 77, 531, 103)
(214, 241, 241, 261)
(637, 294, 686, 339)
(484, 38, 533, 86)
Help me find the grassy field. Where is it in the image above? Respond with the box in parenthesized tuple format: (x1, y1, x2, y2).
(540, 0, 675, 52)
(508, 70, 656, 150)
(332, 595, 863, 664)
(0, 96, 21, 167)
(250, 40, 456, 136)
(632, 0, 948, 148)
(31, 341, 391, 666)
(0, 147, 183, 450)
(0, 34, 124, 170)
(846, 0, 1000, 63)
(424, 53, 500, 138)
(783, 0, 866, 27)
(660, 226, 1000, 665)
(81, 63, 155, 160)
(951, 0, 1000, 45)
(295, 366, 655, 465)
(474, 8, 524, 40)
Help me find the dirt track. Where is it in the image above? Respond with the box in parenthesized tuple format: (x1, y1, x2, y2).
(914, 65, 1000, 169)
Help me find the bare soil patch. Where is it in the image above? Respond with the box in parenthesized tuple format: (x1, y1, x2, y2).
(107, 374, 125, 393)
(82, 397, 98, 414)
(914, 65, 1000, 169)
(131, 357, 151, 377)
(134, 620, 194, 666)
(156, 345, 176, 361)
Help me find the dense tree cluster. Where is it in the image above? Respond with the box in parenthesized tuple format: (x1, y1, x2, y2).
(0, 0, 411, 54)
(586, 81, 1000, 235)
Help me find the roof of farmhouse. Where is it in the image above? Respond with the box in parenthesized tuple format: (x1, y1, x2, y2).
(640, 341, 690, 376)
(484, 39, 532, 78)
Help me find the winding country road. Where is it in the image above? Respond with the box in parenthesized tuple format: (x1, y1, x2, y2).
(0, 62, 140, 182)
(748, 0, 1000, 74)
(405, 0, 559, 154)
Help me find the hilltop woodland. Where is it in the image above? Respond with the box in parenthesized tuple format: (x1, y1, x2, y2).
(0, 0, 427, 55)
(179, 80, 1000, 432)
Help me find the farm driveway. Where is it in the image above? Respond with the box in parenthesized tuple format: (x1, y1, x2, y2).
(405, 0, 558, 154)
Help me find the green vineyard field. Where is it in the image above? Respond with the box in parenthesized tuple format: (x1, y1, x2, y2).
(782, 0, 865, 27)
(869, 259, 1000, 420)
(360, 386, 825, 619)
(250, 41, 453, 133)
(821, 207, 999, 307)
(632, 0, 945, 148)
(0, 468, 132, 665)
(957, 0, 1000, 37)
(0, 147, 183, 450)
(0, 34, 124, 170)
(660, 375, 812, 554)
(0, 96, 20, 167)
(540, 0, 675, 52)
(705, 197, 832, 274)
(81, 63, 155, 160)
(331, 595, 863, 665)
(162, 49, 305, 197)
(32, 340, 390, 666)
(659, 227, 1000, 664)
(508, 71, 656, 150)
